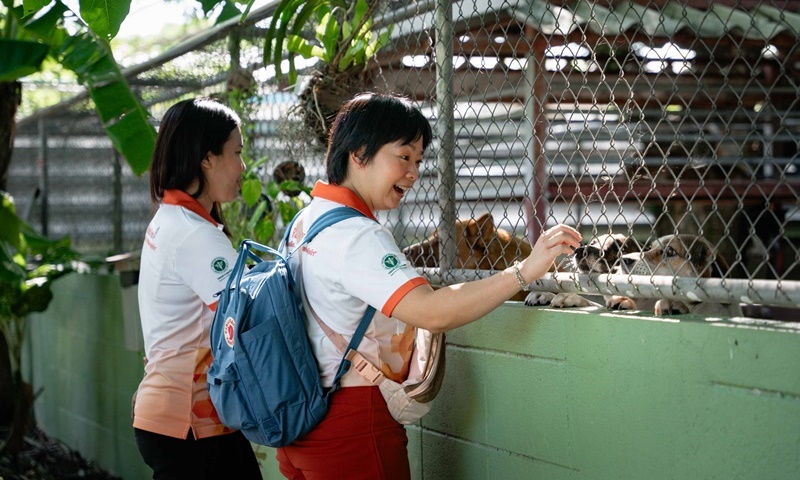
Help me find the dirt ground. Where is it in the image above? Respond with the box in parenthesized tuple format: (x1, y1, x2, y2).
(0, 426, 121, 480)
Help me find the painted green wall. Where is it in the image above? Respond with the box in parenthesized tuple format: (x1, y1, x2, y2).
(24, 274, 800, 479)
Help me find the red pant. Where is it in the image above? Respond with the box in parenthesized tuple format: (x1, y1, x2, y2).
(277, 386, 410, 480)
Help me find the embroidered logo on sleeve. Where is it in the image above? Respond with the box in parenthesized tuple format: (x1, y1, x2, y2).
(381, 254, 406, 276)
(211, 257, 228, 274)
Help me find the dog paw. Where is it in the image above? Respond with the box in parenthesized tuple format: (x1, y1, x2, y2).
(525, 291, 555, 306)
(606, 295, 637, 310)
(654, 299, 691, 315)
(551, 293, 597, 308)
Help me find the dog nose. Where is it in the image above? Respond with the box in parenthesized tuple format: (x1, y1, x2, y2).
(574, 245, 586, 257)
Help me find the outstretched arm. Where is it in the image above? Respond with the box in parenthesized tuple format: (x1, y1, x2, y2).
(392, 224, 581, 332)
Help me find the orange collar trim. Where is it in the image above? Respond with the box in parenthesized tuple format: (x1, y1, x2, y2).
(162, 190, 218, 227)
(310, 181, 377, 221)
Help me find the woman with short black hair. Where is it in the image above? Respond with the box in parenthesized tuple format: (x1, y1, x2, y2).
(277, 92, 580, 479)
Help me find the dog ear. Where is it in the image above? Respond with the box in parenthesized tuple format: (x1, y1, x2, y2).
(461, 218, 483, 246)
(475, 213, 496, 242)
(708, 250, 731, 278)
(621, 236, 641, 254)
(688, 237, 728, 277)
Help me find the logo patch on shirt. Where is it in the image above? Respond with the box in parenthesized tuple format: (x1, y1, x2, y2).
(224, 317, 235, 347)
(381, 254, 405, 275)
(211, 257, 228, 274)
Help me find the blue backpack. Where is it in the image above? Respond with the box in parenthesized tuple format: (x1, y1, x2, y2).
(207, 207, 376, 447)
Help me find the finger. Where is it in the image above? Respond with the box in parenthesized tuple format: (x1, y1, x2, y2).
(549, 231, 581, 248)
(546, 224, 581, 242)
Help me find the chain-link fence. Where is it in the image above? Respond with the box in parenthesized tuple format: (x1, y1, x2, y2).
(9, 0, 800, 314)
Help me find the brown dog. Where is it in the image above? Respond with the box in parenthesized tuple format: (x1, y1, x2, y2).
(614, 234, 742, 316)
(402, 213, 532, 300)
(525, 233, 640, 307)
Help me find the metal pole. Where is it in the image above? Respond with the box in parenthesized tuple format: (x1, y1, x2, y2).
(524, 29, 548, 246)
(434, 0, 457, 279)
(38, 117, 48, 236)
(113, 149, 123, 253)
(420, 269, 800, 308)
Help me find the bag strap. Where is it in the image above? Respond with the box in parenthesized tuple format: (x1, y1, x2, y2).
(279, 206, 366, 256)
(305, 296, 388, 387)
(329, 307, 377, 392)
(281, 206, 380, 393)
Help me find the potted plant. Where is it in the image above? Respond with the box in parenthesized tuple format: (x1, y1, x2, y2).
(263, 0, 393, 148)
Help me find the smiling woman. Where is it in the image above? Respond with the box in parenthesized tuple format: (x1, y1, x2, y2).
(276, 92, 581, 480)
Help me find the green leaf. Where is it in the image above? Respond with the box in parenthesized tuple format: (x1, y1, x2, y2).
(36, 22, 156, 176)
(214, 0, 241, 24)
(278, 180, 304, 195)
(365, 27, 392, 58)
(278, 201, 297, 225)
(21, 0, 51, 16)
(341, 38, 366, 71)
(0, 193, 21, 250)
(20, 225, 76, 264)
(241, 177, 262, 206)
(0, 39, 49, 81)
(55, 32, 109, 81)
(238, 0, 256, 20)
(245, 201, 268, 233)
(286, 35, 317, 59)
(249, 156, 270, 170)
(352, 0, 367, 29)
(12, 281, 53, 315)
(19, 1, 69, 37)
(79, 0, 131, 41)
(342, 21, 351, 41)
(103, 101, 156, 176)
(254, 217, 275, 244)
(263, 0, 306, 80)
(264, 0, 325, 81)
(319, 10, 339, 61)
(197, 0, 222, 15)
(0, 245, 25, 284)
(266, 181, 282, 200)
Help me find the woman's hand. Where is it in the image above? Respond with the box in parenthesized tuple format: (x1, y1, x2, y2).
(518, 224, 582, 284)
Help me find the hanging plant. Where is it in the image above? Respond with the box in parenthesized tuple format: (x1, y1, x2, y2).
(263, 0, 393, 147)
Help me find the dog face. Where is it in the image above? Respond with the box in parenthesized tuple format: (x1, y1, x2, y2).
(619, 234, 728, 278)
(573, 234, 641, 274)
(402, 213, 531, 270)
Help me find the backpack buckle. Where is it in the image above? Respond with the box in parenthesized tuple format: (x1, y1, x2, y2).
(350, 353, 385, 385)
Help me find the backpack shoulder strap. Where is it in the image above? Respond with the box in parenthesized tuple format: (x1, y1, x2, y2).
(305, 207, 366, 243)
(280, 207, 366, 255)
(285, 206, 378, 393)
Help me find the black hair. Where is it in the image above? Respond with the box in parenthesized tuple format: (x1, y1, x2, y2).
(326, 93, 433, 184)
(149, 97, 240, 233)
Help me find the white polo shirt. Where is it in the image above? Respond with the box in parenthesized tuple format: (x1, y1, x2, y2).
(284, 182, 429, 388)
(134, 189, 237, 439)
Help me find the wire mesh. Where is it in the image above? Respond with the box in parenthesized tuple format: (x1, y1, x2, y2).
(8, 0, 800, 313)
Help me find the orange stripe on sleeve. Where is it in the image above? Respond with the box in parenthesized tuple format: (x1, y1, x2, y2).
(209, 301, 218, 312)
(381, 277, 429, 318)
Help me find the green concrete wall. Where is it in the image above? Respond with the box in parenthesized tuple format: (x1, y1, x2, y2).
(24, 273, 151, 479)
(24, 273, 800, 479)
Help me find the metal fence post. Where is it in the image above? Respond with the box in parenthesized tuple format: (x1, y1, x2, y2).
(38, 117, 48, 235)
(524, 30, 548, 246)
(434, 0, 457, 279)
(113, 149, 123, 253)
